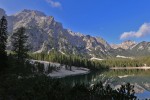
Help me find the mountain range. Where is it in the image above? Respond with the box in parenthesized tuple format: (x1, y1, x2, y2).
(0, 8, 150, 58)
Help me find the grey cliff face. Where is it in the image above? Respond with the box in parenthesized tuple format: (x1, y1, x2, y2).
(1, 8, 149, 58)
(0, 8, 111, 58)
(111, 40, 136, 50)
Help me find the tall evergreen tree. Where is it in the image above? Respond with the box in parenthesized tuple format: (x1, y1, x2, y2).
(0, 16, 8, 70)
(11, 27, 29, 61)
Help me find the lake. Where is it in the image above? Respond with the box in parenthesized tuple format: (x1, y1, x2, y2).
(60, 69, 150, 99)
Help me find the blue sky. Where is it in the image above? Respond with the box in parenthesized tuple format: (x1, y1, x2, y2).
(1, 0, 150, 44)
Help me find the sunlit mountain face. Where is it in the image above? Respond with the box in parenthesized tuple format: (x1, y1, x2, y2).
(0, 8, 150, 59)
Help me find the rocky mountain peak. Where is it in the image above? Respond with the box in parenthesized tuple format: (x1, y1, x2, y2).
(2, 8, 150, 58)
(111, 40, 136, 50)
(121, 40, 136, 48)
(15, 9, 46, 17)
(2, 8, 111, 58)
(123, 40, 136, 44)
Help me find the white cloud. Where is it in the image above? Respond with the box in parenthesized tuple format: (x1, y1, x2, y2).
(46, 0, 62, 8)
(120, 23, 150, 39)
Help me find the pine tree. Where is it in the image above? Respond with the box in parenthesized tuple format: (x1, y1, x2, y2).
(11, 27, 29, 61)
(0, 16, 8, 70)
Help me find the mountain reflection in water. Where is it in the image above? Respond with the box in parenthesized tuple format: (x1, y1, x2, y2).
(60, 69, 150, 99)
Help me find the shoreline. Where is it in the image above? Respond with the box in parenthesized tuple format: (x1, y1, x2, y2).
(30, 59, 90, 78)
(110, 67, 150, 70)
(48, 69, 90, 78)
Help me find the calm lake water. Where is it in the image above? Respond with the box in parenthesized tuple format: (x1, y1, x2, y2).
(60, 69, 150, 99)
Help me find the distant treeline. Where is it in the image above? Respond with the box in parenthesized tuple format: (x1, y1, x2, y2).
(139, 56, 150, 66)
(98, 58, 144, 67)
(30, 51, 150, 69)
(30, 51, 108, 70)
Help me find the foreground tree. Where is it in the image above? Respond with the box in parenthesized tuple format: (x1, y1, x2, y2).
(11, 27, 29, 61)
(0, 16, 7, 71)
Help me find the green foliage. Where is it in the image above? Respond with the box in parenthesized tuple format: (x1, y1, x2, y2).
(0, 16, 7, 53)
(47, 63, 57, 73)
(11, 27, 29, 61)
(6, 54, 35, 76)
(0, 74, 137, 100)
(0, 16, 8, 71)
(0, 54, 142, 100)
(98, 58, 144, 67)
(139, 56, 150, 66)
(30, 51, 150, 70)
(30, 51, 109, 70)
(35, 62, 45, 73)
(6, 54, 59, 76)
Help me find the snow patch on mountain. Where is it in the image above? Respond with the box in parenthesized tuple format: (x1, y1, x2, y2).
(91, 57, 104, 61)
(116, 55, 133, 59)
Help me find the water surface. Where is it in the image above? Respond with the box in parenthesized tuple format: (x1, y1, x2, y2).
(60, 69, 150, 99)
